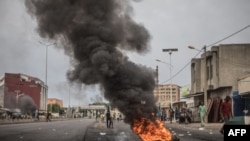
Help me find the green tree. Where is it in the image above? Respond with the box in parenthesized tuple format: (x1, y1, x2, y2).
(47, 104, 64, 115)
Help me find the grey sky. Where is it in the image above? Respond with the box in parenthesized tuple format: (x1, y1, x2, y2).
(1, 0, 250, 107)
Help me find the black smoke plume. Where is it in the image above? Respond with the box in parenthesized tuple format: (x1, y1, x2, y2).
(25, 0, 157, 124)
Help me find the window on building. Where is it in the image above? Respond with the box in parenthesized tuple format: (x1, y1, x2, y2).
(206, 66, 209, 80)
(191, 63, 196, 83)
(161, 95, 165, 101)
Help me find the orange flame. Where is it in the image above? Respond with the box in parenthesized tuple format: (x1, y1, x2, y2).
(132, 118, 172, 141)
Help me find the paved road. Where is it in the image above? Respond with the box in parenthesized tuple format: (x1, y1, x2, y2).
(0, 118, 94, 141)
(84, 119, 141, 141)
(0, 118, 140, 141)
(0, 118, 226, 141)
(165, 123, 224, 141)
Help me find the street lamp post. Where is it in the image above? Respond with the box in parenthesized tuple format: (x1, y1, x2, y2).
(39, 41, 55, 112)
(162, 48, 178, 109)
(156, 59, 172, 109)
(39, 41, 55, 85)
(188, 45, 208, 123)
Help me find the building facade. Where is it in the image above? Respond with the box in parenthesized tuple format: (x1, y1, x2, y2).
(0, 73, 47, 111)
(48, 98, 63, 107)
(189, 43, 250, 122)
(153, 84, 181, 109)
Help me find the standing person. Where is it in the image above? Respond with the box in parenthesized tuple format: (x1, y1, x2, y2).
(220, 96, 233, 134)
(175, 107, 180, 121)
(157, 107, 162, 120)
(106, 111, 111, 128)
(109, 115, 113, 128)
(183, 105, 190, 124)
(169, 108, 174, 123)
(162, 108, 167, 121)
(46, 112, 51, 122)
(198, 101, 206, 127)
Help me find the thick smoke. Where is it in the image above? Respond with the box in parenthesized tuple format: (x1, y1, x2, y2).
(25, 0, 157, 124)
(4, 90, 36, 114)
(18, 95, 37, 114)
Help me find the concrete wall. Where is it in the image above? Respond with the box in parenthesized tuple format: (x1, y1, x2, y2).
(190, 44, 250, 97)
(238, 75, 250, 95)
(216, 44, 250, 91)
(190, 58, 202, 94)
(189, 44, 250, 122)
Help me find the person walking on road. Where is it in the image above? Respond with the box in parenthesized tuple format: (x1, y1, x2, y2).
(46, 112, 51, 122)
(106, 111, 111, 128)
(198, 101, 206, 127)
(219, 96, 233, 134)
(109, 115, 113, 128)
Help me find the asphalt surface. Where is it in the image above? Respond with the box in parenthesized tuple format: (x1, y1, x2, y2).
(0, 118, 93, 141)
(83, 120, 141, 141)
(0, 118, 225, 141)
(165, 122, 224, 141)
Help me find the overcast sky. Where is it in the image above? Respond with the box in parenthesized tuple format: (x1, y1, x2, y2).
(1, 0, 250, 107)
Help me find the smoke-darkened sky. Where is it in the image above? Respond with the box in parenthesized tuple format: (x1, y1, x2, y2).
(0, 0, 250, 107)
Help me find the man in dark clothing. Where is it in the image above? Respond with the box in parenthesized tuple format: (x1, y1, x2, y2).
(46, 112, 51, 122)
(106, 112, 111, 128)
(169, 108, 174, 123)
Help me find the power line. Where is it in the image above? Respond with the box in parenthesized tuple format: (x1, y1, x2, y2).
(160, 24, 250, 84)
(206, 24, 250, 48)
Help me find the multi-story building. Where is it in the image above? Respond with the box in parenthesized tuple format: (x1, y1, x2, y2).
(0, 73, 47, 111)
(154, 65, 181, 110)
(153, 84, 181, 109)
(48, 98, 63, 107)
(188, 43, 250, 122)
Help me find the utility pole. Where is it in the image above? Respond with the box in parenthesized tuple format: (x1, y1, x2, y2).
(155, 65, 159, 107)
(162, 48, 178, 109)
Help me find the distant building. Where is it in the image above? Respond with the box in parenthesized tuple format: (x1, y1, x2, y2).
(153, 84, 181, 109)
(0, 73, 47, 111)
(154, 65, 181, 109)
(48, 98, 63, 107)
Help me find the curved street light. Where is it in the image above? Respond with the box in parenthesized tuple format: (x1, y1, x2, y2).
(156, 59, 172, 68)
(38, 41, 56, 85)
(162, 48, 178, 109)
